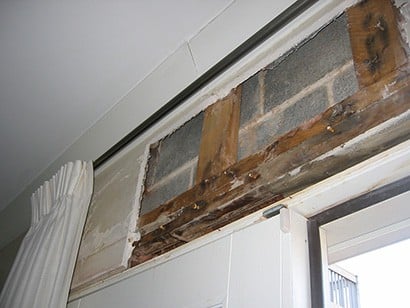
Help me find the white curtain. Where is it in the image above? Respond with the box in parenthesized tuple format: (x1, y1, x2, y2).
(0, 161, 93, 308)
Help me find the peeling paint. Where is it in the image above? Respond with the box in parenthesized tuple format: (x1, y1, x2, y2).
(382, 80, 399, 99)
(288, 166, 303, 177)
(73, 144, 145, 290)
(229, 178, 245, 190)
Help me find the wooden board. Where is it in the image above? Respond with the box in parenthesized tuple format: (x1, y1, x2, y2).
(347, 0, 407, 87)
(195, 87, 241, 183)
(129, 64, 410, 267)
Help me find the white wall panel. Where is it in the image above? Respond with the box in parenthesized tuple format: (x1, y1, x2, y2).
(280, 209, 311, 308)
(78, 236, 231, 308)
(227, 217, 282, 308)
(71, 209, 311, 308)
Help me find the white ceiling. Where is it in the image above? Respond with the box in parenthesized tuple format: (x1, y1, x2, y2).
(0, 0, 232, 211)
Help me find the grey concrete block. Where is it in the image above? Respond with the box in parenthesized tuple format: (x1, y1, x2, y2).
(249, 88, 329, 156)
(240, 88, 329, 158)
(238, 112, 282, 160)
(238, 128, 257, 160)
(140, 166, 192, 215)
(240, 73, 261, 127)
(264, 14, 352, 111)
(333, 66, 359, 103)
(278, 87, 329, 136)
(145, 112, 203, 187)
(255, 115, 282, 152)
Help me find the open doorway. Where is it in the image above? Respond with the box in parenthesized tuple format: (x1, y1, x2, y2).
(335, 238, 410, 307)
(308, 177, 410, 308)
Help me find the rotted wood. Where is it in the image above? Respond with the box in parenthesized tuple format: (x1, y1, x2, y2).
(347, 0, 407, 87)
(129, 64, 410, 267)
(196, 87, 241, 183)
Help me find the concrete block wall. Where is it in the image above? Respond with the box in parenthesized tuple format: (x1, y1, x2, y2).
(238, 14, 358, 159)
(140, 14, 359, 214)
(141, 112, 203, 215)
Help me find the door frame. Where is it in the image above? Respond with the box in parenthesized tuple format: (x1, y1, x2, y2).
(307, 175, 410, 308)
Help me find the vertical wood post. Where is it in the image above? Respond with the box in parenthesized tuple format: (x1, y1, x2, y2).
(196, 87, 241, 183)
(347, 0, 407, 88)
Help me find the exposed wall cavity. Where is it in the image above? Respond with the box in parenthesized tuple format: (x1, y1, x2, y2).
(139, 13, 359, 214)
(238, 14, 357, 158)
(141, 112, 204, 215)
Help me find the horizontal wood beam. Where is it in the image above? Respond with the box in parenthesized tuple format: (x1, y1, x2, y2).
(129, 64, 410, 267)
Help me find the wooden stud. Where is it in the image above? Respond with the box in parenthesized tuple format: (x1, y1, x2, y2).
(347, 0, 407, 87)
(195, 87, 241, 183)
(129, 64, 410, 267)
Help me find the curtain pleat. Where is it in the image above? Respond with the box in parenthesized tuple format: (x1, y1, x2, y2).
(0, 161, 93, 308)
